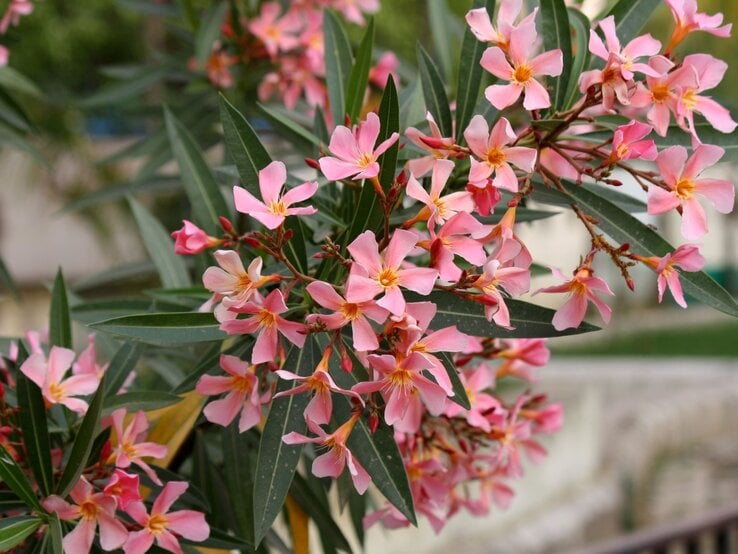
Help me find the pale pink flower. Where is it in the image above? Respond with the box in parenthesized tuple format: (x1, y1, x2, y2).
(43, 477, 128, 554)
(464, 116, 537, 191)
(444, 364, 500, 432)
(405, 159, 475, 227)
(233, 161, 317, 230)
(220, 289, 307, 363)
(319, 112, 399, 181)
(73, 335, 107, 380)
(196, 355, 269, 432)
(492, 398, 547, 478)
(103, 470, 142, 510)
(520, 400, 564, 434)
(475, 206, 532, 269)
(203, 252, 278, 310)
(283, 414, 370, 493)
(346, 229, 438, 317)
(20, 346, 99, 415)
(203, 49, 238, 89)
(481, 23, 563, 110)
(369, 51, 399, 88)
(465, 0, 536, 49)
(171, 220, 221, 255)
(648, 145, 734, 240)
(494, 338, 550, 382)
(426, 212, 486, 282)
(664, 0, 732, 55)
(637, 244, 705, 307)
(247, 2, 301, 57)
(298, 12, 325, 73)
(108, 409, 168, 486)
(471, 259, 531, 328)
(0, 0, 33, 34)
(305, 280, 388, 351)
(124, 481, 209, 554)
(605, 120, 657, 164)
(333, 0, 380, 26)
(536, 266, 614, 330)
(405, 112, 455, 178)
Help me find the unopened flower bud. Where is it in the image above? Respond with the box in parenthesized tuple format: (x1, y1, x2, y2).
(304, 157, 320, 170)
(219, 216, 235, 234)
(171, 220, 221, 255)
(283, 229, 294, 241)
(369, 412, 380, 434)
(396, 170, 407, 186)
(340, 351, 353, 373)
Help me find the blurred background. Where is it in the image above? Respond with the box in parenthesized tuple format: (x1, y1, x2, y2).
(0, 0, 736, 552)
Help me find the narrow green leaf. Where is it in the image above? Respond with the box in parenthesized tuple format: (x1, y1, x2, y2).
(128, 197, 192, 289)
(417, 43, 453, 138)
(0, 443, 44, 512)
(0, 67, 43, 98)
(348, 487, 366, 547)
(103, 341, 144, 397)
(376, 76, 400, 193)
(427, 0, 454, 81)
(257, 103, 322, 154)
(540, 0, 572, 112)
(222, 426, 258, 548)
(187, 527, 252, 550)
(0, 516, 43, 552)
(412, 291, 600, 337)
(103, 391, 181, 414)
(79, 67, 170, 108)
(253, 337, 320, 545)
(290, 473, 352, 553)
(437, 352, 470, 410)
(559, 180, 738, 317)
(314, 105, 331, 144)
(605, 0, 661, 45)
(195, 2, 228, 66)
(56, 377, 105, 496)
(563, 8, 591, 110)
(90, 312, 226, 345)
(219, 95, 271, 194)
(455, 0, 495, 144)
(46, 514, 63, 554)
(345, 18, 375, 122)
(324, 10, 354, 125)
(49, 269, 72, 349)
(0, 255, 20, 300)
(532, 181, 646, 212)
(655, 125, 738, 161)
(283, 216, 309, 275)
(164, 107, 230, 235)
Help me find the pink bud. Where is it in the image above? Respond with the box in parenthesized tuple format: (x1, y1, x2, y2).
(304, 157, 320, 170)
(172, 220, 220, 255)
(219, 216, 235, 234)
(369, 412, 380, 434)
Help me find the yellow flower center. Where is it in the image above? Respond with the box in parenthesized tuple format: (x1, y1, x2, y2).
(48, 382, 65, 402)
(268, 200, 288, 216)
(512, 64, 533, 85)
(122, 441, 138, 459)
(651, 84, 671, 103)
(675, 178, 695, 200)
(78, 500, 98, 521)
(358, 153, 374, 169)
(147, 513, 169, 535)
(432, 197, 448, 218)
(681, 89, 697, 111)
(388, 368, 413, 388)
(256, 308, 277, 328)
(340, 302, 362, 321)
(377, 268, 399, 289)
(486, 147, 506, 168)
(231, 374, 254, 394)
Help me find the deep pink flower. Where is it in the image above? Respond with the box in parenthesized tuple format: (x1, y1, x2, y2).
(425, 212, 486, 282)
(648, 145, 734, 240)
(466, 179, 502, 216)
(108, 409, 168, 486)
(44, 477, 128, 553)
(471, 259, 531, 328)
(637, 244, 705, 307)
(203, 49, 238, 89)
(319, 112, 399, 181)
(664, 0, 732, 54)
(103, 470, 142, 510)
(464, 116, 537, 191)
(171, 220, 221, 255)
(124, 481, 209, 554)
(494, 338, 550, 382)
(536, 266, 614, 330)
(405, 112, 455, 178)
(475, 206, 532, 269)
(405, 159, 474, 227)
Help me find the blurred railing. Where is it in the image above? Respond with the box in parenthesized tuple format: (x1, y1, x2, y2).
(575, 501, 738, 554)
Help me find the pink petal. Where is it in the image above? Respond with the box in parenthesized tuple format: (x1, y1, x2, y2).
(306, 281, 344, 310)
(345, 273, 383, 303)
(19, 353, 47, 389)
(695, 97, 737, 133)
(98, 511, 129, 551)
(552, 294, 588, 331)
(250, 210, 285, 230)
(377, 285, 406, 316)
(398, 267, 438, 295)
(373, 132, 399, 157)
(480, 47, 513, 81)
(252, 325, 278, 364)
(61, 374, 99, 396)
(656, 146, 688, 185)
(494, 163, 519, 192)
(152, 481, 188, 515)
(258, 161, 287, 205)
(124, 530, 155, 554)
(312, 449, 345, 479)
(647, 186, 680, 215)
(63, 520, 96, 554)
(529, 49, 563, 77)
(463, 115, 490, 158)
(465, 7, 496, 42)
(351, 316, 380, 351)
(203, 391, 244, 427)
(282, 181, 318, 207)
(681, 197, 708, 239)
(357, 112, 381, 154)
(384, 228, 418, 269)
(328, 125, 361, 161)
(683, 144, 724, 179)
(167, 509, 210, 541)
(47, 346, 75, 384)
(233, 186, 266, 215)
(697, 178, 735, 213)
(347, 231, 382, 275)
(319, 156, 361, 181)
(485, 83, 522, 110)
(522, 78, 552, 111)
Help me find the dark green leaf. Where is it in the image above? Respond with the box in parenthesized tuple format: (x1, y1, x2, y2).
(348, 487, 366, 547)
(0, 67, 43, 98)
(0, 443, 44, 512)
(345, 18, 374, 123)
(128, 197, 192, 289)
(532, 181, 646, 212)
(56, 377, 105, 497)
(257, 103, 322, 154)
(427, 0, 454, 81)
(253, 337, 320, 545)
(283, 216, 309, 275)
(324, 10, 353, 125)
(90, 312, 226, 345)
(314, 106, 330, 144)
(71, 298, 156, 324)
(104, 341, 144, 397)
(604, 0, 660, 45)
(79, 67, 170, 108)
(0, 516, 42, 552)
(417, 43, 453, 138)
(563, 8, 591, 110)
(437, 352, 470, 410)
(103, 391, 181, 414)
(222, 426, 258, 548)
(376, 76, 400, 193)
(540, 0, 572, 112)
(220, 95, 272, 193)
(165, 107, 230, 235)
(656, 125, 738, 161)
(46, 514, 63, 554)
(187, 527, 251, 550)
(0, 255, 20, 300)
(455, 0, 495, 143)
(49, 269, 72, 349)
(559, 180, 738, 317)
(195, 2, 228, 66)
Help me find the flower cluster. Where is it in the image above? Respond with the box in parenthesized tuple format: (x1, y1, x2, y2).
(0, 0, 33, 65)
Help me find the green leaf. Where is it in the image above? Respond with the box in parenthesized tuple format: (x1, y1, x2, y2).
(413, 291, 600, 337)
(103, 341, 144, 397)
(0, 255, 20, 300)
(532, 181, 646, 213)
(253, 337, 320, 546)
(103, 391, 181, 414)
(437, 352, 470, 410)
(427, 0, 454, 81)
(46, 514, 63, 554)
(128, 197, 192, 289)
(540, 0, 572, 112)
(455, 0, 495, 144)
(0, 516, 42, 552)
(558, 180, 738, 317)
(0, 67, 43, 98)
(257, 103, 322, 154)
(563, 8, 591, 110)
(56, 377, 105, 497)
(187, 527, 251, 550)
(604, 0, 661, 45)
(222, 426, 258, 548)
(90, 312, 226, 345)
(656, 125, 738, 162)
(194, 2, 228, 66)
(219, 95, 272, 193)
(283, 216, 309, 275)
(49, 269, 72, 349)
(0, 443, 44, 513)
(345, 18, 375, 123)
(417, 43, 453, 138)
(164, 107, 230, 235)
(324, 10, 353, 125)
(16, 359, 54, 496)
(79, 67, 170, 109)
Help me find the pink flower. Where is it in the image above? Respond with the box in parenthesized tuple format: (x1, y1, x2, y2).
(405, 112, 455, 178)
(471, 259, 531, 328)
(605, 121, 657, 164)
(637, 244, 705, 307)
(0, 0, 32, 34)
(405, 159, 474, 228)
(444, 364, 500, 432)
(664, 0, 732, 55)
(73, 335, 107, 380)
(346, 230, 438, 317)
(426, 212, 486, 282)
(247, 2, 301, 57)
(476, 206, 532, 269)
(333, 0, 380, 26)
(103, 470, 142, 510)
(44, 477, 129, 554)
(124, 481, 209, 554)
(220, 289, 307, 363)
(203, 49, 239, 89)
(171, 220, 221, 255)
(305, 280, 388, 351)
(233, 161, 317, 229)
(466, 179, 502, 216)
(108, 409, 168, 486)
(536, 266, 614, 330)
(648, 145, 734, 240)
(196, 355, 269, 432)
(203, 252, 278, 311)
(319, 112, 399, 181)
(20, 346, 99, 415)
(283, 414, 370, 493)
(480, 23, 563, 110)
(369, 51, 399, 88)
(465, 0, 536, 49)
(464, 116, 537, 191)
(494, 338, 550, 382)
